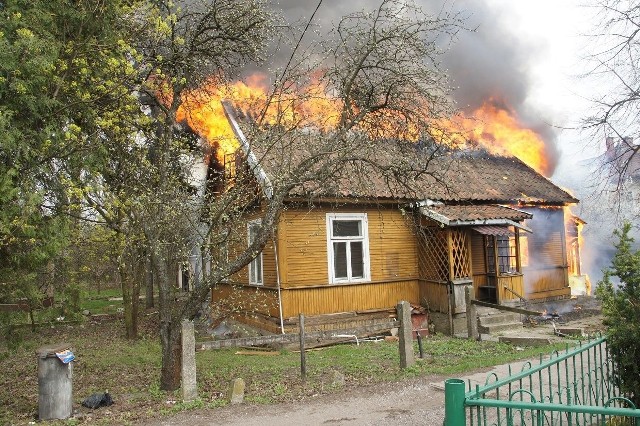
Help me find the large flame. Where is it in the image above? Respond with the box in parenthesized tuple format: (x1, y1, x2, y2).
(176, 75, 342, 163)
(563, 205, 591, 295)
(441, 99, 552, 176)
(176, 75, 552, 177)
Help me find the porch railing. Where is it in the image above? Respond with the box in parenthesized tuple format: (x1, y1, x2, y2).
(444, 336, 640, 425)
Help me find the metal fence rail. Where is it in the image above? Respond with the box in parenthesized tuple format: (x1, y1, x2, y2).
(444, 336, 640, 425)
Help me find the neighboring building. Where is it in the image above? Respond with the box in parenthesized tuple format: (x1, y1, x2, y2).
(209, 102, 579, 334)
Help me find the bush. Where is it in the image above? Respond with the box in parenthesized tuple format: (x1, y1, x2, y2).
(596, 222, 640, 406)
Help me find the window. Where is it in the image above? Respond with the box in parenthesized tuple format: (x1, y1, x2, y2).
(497, 235, 518, 274)
(486, 234, 519, 275)
(326, 213, 370, 283)
(248, 220, 263, 285)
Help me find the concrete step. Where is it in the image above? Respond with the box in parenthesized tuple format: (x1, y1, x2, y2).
(478, 313, 520, 326)
(478, 321, 524, 334)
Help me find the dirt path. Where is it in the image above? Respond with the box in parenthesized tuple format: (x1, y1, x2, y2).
(142, 356, 557, 426)
(144, 375, 448, 426)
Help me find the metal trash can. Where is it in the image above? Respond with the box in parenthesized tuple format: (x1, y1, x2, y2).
(36, 343, 74, 420)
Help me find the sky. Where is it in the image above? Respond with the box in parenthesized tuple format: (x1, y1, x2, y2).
(485, 0, 597, 164)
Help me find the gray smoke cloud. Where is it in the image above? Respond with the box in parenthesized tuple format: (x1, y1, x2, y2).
(257, 1, 560, 174)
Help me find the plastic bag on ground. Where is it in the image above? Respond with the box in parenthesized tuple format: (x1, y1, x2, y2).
(81, 392, 113, 409)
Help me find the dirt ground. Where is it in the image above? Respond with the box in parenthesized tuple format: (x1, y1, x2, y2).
(141, 296, 604, 426)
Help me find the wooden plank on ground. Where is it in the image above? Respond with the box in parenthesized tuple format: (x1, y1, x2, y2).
(471, 299, 542, 316)
(198, 320, 400, 350)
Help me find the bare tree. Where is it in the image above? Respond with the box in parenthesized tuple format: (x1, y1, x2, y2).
(85, 0, 463, 391)
(582, 1, 640, 201)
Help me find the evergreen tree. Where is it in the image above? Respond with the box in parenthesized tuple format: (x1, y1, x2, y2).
(596, 222, 640, 406)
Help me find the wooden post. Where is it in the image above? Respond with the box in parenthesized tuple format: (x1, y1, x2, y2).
(448, 282, 455, 336)
(447, 230, 455, 281)
(299, 313, 306, 381)
(397, 301, 415, 369)
(465, 285, 479, 340)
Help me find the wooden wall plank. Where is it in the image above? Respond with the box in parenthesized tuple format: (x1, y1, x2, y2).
(280, 280, 419, 317)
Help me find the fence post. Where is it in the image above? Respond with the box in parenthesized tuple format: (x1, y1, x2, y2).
(299, 313, 306, 382)
(397, 301, 415, 369)
(444, 378, 466, 426)
(465, 285, 479, 340)
(181, 319, 197, 402)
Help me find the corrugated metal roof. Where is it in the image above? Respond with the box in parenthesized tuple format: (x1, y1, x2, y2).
(425, 205, 532, 222)
(471, 225, 514, 236)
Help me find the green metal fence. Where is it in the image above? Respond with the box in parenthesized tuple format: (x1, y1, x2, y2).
(444, 336, 640, 425)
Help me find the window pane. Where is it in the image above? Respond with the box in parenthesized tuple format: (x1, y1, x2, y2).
(350, 241, 364, 278)
(254, 255, 262, 284)
(333, 242, 348, 279)
(333, 220, 361, 237)
(249, 224, 259, 242)
(486, 236, 496, 273)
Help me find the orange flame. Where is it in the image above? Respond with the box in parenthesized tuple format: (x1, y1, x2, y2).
(176, 75, 343, 163)
(441, 99, 551, 176)
(564, 205, 591, 295)
(176, 76, 552, 178)
(177, 79, 266, 163)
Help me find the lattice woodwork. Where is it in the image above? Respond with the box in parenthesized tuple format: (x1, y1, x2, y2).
(450, 229, 471, 279)
(417, 226, 449, 282)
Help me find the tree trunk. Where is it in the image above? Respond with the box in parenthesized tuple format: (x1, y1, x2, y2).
(159, 318, 182, 391)
(149, 242, 182, 391)
(119, 266, 139, 340)
(145, 255, 154, 309)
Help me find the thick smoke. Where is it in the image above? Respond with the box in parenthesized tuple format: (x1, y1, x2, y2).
(440, 3, 560, 174)
(260, 1, 560, 173)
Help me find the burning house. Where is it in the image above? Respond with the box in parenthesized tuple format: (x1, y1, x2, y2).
(196, 101, 582, 335)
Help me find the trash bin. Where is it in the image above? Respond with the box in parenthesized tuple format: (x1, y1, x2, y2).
(36, 343, 74, 420)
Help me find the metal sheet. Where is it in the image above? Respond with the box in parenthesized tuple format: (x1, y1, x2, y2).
(471, 225, 514, 236)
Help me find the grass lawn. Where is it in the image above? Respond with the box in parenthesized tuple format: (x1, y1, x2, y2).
(0, 313, 571, 425)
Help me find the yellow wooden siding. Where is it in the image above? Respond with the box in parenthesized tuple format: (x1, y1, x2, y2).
(280, 279, 420, 317)
(521, 207, 569, 296)
(419, 280, 449, 313)
(211, 282, 280, 317)
(527, 232, 565, 267)
(527, 286, 571, 300)
(369, 209, 418, 280)
(471, 232, 486, 275)
(278, 206, 418, 287)
(472, 274, 487, 298)
(227, 210, 278, 287)
(497, 274, 524, 302)
(524, 267, 570, 294)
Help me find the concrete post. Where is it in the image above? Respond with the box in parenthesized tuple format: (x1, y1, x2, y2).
(181, 319, 197, 402)
(465, 285, 479, 341)
(36, 343, 73, 420)
(229, 378, 245, 404)
(396, 301, 415, 369)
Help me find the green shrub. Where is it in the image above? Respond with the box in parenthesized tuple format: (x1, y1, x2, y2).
(596, 222, 640, 406)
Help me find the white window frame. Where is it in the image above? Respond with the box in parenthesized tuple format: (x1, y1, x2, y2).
(326, 213, 371, 284)
(248, 219, 264, 285)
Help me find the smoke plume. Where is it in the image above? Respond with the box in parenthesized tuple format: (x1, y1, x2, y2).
(257, 1, 561, 173)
